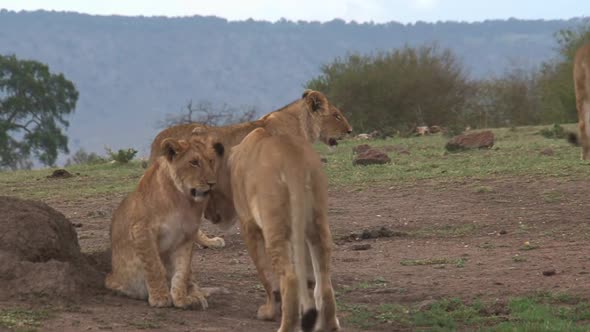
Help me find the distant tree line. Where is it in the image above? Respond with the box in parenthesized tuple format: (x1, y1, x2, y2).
(307, 23, 590, 135)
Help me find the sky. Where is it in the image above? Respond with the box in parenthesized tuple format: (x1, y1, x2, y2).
(0, 0, 588, 23)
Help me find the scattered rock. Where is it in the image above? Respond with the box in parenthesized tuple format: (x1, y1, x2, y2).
(445, 130, 495, 152)
(356, 133, 371, 140)
(0, 196, 103, 301)
(47, 169, 73, 179)
(351, 244, 372, 251)
(339, 226, 406, 243)
(352, 144, 372, 154)
(540, 148, 555, 156)
(499, 230, 508, 235)
(72, 223, 83, 228)
(353, 149, 391, 166)
(542, 269, 557, 276)
(415, 126, 430, 136)
(382, 145, 411, 155)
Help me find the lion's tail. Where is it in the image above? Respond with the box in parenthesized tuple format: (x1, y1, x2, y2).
(288, 169, 318, 332)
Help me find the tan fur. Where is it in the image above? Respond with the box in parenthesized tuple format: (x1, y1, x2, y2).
(149, 90, 352, 246)
(229, 128, 340, 332)
(574, 44, 590, 160)
(106, 135, 224, 309)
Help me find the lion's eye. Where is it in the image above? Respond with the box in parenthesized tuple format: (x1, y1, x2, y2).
(190, 160, 200, 167)
(334, 114, 341, 120)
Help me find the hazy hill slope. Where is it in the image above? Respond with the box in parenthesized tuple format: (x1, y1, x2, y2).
(0, 10, 584, 160)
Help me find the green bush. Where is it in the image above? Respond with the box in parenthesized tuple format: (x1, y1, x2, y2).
(65, 148, 107, 166)
(539, 124, 567, 139)
(105, 147, 138, 163)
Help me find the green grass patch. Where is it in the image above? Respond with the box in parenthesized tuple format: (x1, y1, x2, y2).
(316, 124, 589, 188)
(0, 124, 587, 200)
(339, 293, 590, 331)
(0, 308, 52, 332)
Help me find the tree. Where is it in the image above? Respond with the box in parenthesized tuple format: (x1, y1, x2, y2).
(158, 100, 257, 128)
(466, 67, 541, 128)
(306, 45, 473, 134)
(0, 54, 78, 169)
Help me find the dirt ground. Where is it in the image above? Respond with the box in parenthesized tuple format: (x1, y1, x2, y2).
(2, 175, 590, 331)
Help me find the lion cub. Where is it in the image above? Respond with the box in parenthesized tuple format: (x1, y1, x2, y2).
(230, 128, 340, 332)
(106, 135, 224, 309)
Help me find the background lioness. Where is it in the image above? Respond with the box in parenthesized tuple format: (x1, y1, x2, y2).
(229, 127, 340, 332)
(569, 44, 590, 159)
(106, 135, 224, 309)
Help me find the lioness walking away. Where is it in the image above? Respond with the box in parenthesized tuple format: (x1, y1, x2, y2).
(570, 44, 590, 159)
(229, 128, 340, 332)
(106, 135, 224, 309)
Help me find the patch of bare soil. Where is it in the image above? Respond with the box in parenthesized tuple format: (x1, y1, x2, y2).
(3, 176, 590, 331)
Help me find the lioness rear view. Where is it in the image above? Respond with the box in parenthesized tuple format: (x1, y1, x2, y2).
(570, 44, 590, 159)
(229, 129, 341, 330)
(106, 135, 224, 309)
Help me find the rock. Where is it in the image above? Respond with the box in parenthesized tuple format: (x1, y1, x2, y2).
(0, 196, 103, 300)
(47, 169, 73, 179)
(351, 244, 372, 251)
(352, 144, 372, 154)
(540, 148, 555, 156)
(499, 230, 508, 235)
(356, 133, 371, 140)
(542, 269, 557, 276)
(445, 130, 495, 152)
(353, 149, 391, 166)
(382, 145, 410, 155)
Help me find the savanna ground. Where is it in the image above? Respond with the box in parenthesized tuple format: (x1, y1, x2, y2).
(3, 124, 590, 331)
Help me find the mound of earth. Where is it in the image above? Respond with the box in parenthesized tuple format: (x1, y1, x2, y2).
(0, 196, 104, 301)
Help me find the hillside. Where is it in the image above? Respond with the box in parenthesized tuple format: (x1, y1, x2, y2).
(0, 10, 585, 161)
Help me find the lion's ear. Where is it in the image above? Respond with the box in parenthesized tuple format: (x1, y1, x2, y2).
(302, 90, 327, 112)
(302, 89, 313, 99)
(160, 138, 187, 161)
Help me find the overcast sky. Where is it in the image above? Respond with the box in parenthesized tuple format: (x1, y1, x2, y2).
(1, 0, 588, 23)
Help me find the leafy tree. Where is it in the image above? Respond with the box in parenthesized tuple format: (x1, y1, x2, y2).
(467, 67, 541, 128)
(306, 45, 473, 134)
(0, 54, 78, 169)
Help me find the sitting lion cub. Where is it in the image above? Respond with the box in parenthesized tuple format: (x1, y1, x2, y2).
(230, 128, 340, 332)
(106, 135, 224, 309)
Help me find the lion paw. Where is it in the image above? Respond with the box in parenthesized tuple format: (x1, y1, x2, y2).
(188, 288, 209, 310)
(148, 292, 172, 308)
(207, 236, 226, 249)
(257, 303, 278, 321)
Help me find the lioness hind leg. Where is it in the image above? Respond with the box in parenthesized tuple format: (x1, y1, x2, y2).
(194, 229, 225, 249)
(106, 250, 149, 300)
(242, 221, 280, 321)
(266, 240, 299, 332)
(308, 216, 340, 332)
(578, 100, 590, 160)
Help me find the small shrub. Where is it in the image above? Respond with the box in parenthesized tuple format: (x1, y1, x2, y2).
(539, 124, 566, 139)
(105, 147, 138, 163)
(65, 148, 107, 166)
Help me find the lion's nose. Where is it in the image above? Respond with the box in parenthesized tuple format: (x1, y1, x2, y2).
(347, 128, 353, 134)
(207, 180, 216, 188)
